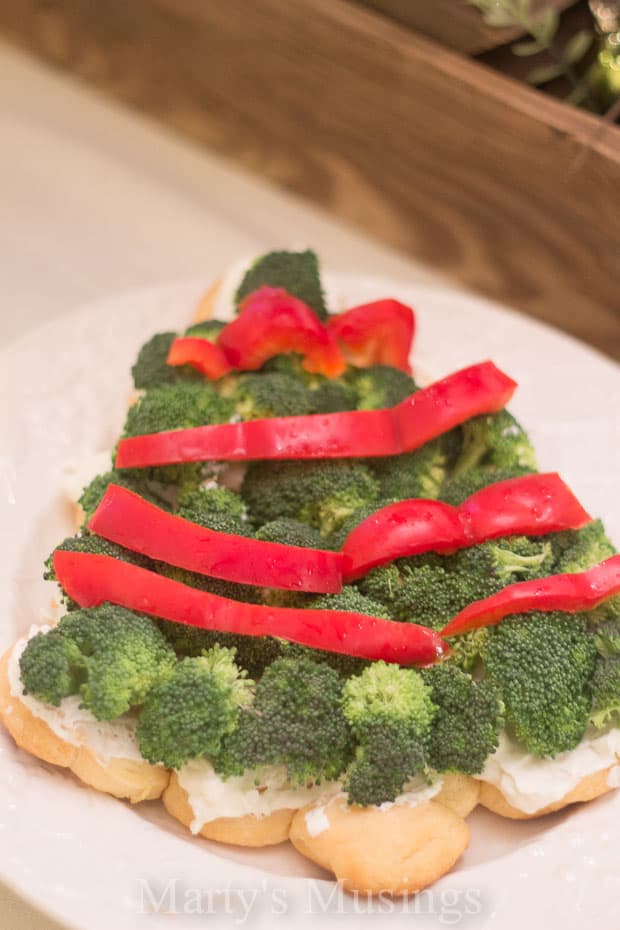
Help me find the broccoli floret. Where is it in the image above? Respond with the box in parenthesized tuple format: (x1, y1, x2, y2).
(552, 519, 616, 575)
(156, 620, 282, 680)
(120, 382, 236, 489)
(484, 612, 598, 757)
(590, 657, 620, 730)
(342, 662, 436, 806)
(215, 657, 351, 783)
(327, 498, 404, 550)
(155, 564, 260, 606)
(241, 460, 380, 536)
(226, 372, 316, 420)
(45, 534, 154, 608)
(18, 631, 84, 706)
(451, 410, 537, 478)
(454, 536, 555, 587)
(235, 249, 328, 321)
(357, 556, 476, 628)
(422, 664, 504, 775)
(448, 627, 489, 674)
(78, 469, 166, 525)
(20, 606, 176, 719)
(184, 320, 227, 340)
(346, 364, 417, 410)
(176, 485, 254, 536)
(132, 332, 201, 390)
(123, 382, 235, 437)
(439, 467, 533, 507)
(137, 647, 253, 768)
(368, 439, 451, 502)
(310, 378, 358, 413)
(588, 618, 620, 730)
(255, 518, 326, 549)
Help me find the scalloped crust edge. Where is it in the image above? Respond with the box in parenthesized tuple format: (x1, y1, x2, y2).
(163, 771, 295, 846)
(477, 764, 619, 820)
(0, 644, 169, 803)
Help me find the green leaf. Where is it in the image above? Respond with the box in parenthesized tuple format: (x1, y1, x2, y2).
(526, 62, 564, 85)
(512, 39, 544, 57)
(465, 0, 516, 28)
(535, 9, 560, 45)
(563, 30, 594, 66)
(564, 83, 590, 106)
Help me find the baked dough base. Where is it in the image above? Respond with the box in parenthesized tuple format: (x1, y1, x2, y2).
(163, 771, 295, 846)
(434, 773, 480, 818)
(477, 765, 618, 819)
(0, 646, 169, 803)
(289, 794, 470, 896)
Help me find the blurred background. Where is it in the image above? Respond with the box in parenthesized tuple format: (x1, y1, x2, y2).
(0, 0, 618, 357)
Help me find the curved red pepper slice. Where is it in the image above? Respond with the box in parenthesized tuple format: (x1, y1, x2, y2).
(327, 299, 415, 374)
(53, 551, 450, 667)
(116, 361, 516, 467)
(217, 286, 346, 378)
(441, 554, 620, 637)
(167, 337, 234, 380)
(342, 473, 591, 581)
(88, 484, 343, 594)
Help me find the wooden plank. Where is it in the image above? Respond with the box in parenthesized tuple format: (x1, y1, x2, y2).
(355, 0, 576, 54)
(0, 0, 618, 358)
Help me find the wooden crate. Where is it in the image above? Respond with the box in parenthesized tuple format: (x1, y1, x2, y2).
(356, 0, 576, 53)
(0, 0, 618, 358)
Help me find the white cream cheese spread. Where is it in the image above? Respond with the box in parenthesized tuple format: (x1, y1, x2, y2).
(8, 631, 144, 763)
(479, 729, 620, 814)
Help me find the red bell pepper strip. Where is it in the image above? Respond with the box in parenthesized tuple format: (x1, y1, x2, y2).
(342, 473, 591, 581)
(441, 554, 620, 637)
(327, 299, 415, 374)
(167, 337, 234, 381)
(53, 551, 450, 667)
(217, 286, 346, 378)
(115, 361, 516, 467)
(88, 484, 343, 594)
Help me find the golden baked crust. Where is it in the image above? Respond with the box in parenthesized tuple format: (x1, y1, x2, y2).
(478, 766, 618, 819)
(289, 794, 470, 896)
(434, 773, 480, 818)
(0, 644, 169, 803)
(193, 279, 221, 323)
(163, 771, 295, 846)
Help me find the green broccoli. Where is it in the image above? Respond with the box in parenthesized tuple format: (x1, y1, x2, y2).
(451, 410, 537, 478)
(422, 664, 504, 775)
(588, 618, 620, 729)
(255, 518, 326, 549)
(241, 460, 380, 536)
(342, 662, 436, 806)
(368, 439, 452, 502)
(310, 378, 358, 413)
(20, 606, 176, 719)
(156, 620, 283, 680)
(184, 320, 227, 340)
(346, 364, 417, 410)
(120, 382, 236, 489)
(357, 556, 474, 628)
(235, 249, 328, 320)
(132, 332, 201, 390)
(326, 499, 395, 550)
(78, 469, 166, 525)
(137, 646, 253, 768)
(552, 519, 616, 575)
(225, 371, 316, 420)
(215, 656, 351, 783)
(438, 467, 533, 507)
(447, 627, 489, 674)
(176, 485, 254, 536)
(454, 536, 555, 588)
(484, 612, 598, 757)
(45, 534, 154, 608)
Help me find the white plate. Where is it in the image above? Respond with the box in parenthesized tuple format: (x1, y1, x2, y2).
(0, 274, 619, 930)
